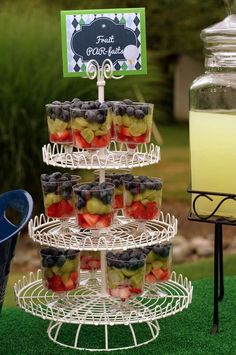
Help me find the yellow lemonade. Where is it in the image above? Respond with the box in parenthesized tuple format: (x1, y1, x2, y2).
(189, 110, 236, 219)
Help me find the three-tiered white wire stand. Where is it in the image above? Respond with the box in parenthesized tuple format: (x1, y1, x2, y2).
(14, 59, 193, 352)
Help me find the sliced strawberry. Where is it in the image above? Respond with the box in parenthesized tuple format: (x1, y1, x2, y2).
(92, 133, 110, 148)
(109, 288, 121, 298)
(63, 278, 75, 291)
(77, 214, 90, 228)
(50, 130, 72, 143)
(115, 195, 123, 209)
(129, 287, 142, 294)
(145, 274, 157, 284)
(74, 131, 91, 148)
(83, 213, 100, 227)
(128, 201, 146, 219)
(96, 214, 112, 228)
(145, 201, 159, 220)
(57, 199, 74, 217)
(119, 287, 131, 302)
(50, 275, 63, 289)
(47, 203, 59, 217)
(88, 259, 101, 270)
(120, 126, 131, 137)
(152, 268, 165, 281)
(70, 271, 79, 283)
(132, 132, 148, 143)
(160, 269, 170, 281)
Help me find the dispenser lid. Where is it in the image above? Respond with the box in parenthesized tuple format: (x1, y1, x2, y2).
(201, 1, 236, 39)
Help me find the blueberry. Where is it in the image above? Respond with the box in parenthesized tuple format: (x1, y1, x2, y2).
(41, 173, 50, 182)
(66, 250, 77, 260)
(56, 255, 66, 267)
(99, 182, 107, 189)
(62, 109, 70, 122)
(54, 106, 62, 117)
(154, 180, 163, 191)
(129, 258, 140, 270)
(141, 247, 150, 255)
(130, 249, 140, 259)
(120, 252, 130, 261)
(96, 113, 106, 124)
(42, 256, 56, 268)
(114, 107, 121, 116)
(126, 106, 135, 117)
(114, 260, 124, 269)
(158, 246, 170, 258)
(106, 101, 113, 107)
(81, 103, 90, 110)
(142, 104, 149, 115)
(52, 100, 61, 105)
(51, 113, 56, 120)
(113, 179, 120, 188)
(62, 173, 71, 180)
(134, 109, 145, 119)
(71, 108, 81, 118)
(101, 193, 112, 205)
(51, 172, 62, 180)
(123, 99, 133, 105)
(119, 105, 126, 116)
(77, 197, 86, 209)
(94, 100, 101, 108)
(86, 110, 97, 123)
(72, 98, 80, 103)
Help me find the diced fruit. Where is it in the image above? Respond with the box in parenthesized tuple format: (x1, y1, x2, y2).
(125, 191, 133, 206)
(130, 272, 144, 288)
(152, 268, 165, 280)
(145, 274, 157, 283)
(82, 213, 100, 227)
(94, 128, 108, 136)
(121, 268, 140, 277)
(92, 133, 110, 147)
(161, 270, 170, 281)
(115, 195, 123, 209)
(132, 133, 148, 143)
(145, 263, 152, 275)
(81, 128, 94, 143)
(61, 273, 70, 284)
(47, 203, 58, 217)
(122, 115, 132, 127)
(129, 120, 147, 136)
(88, 259, 100, 270)
(152, 260, 164, 269)
(74, 131, 91, 148)
(127, 201, 145, 219)
(57, 199, 74, 216)
(44, 268, 53, 279)
(146, 251, 158, 264)
(63, 278, 75, 290)
(133, 193, 143, 202)
(96, 214, 111, 228)
(120, 287, 131, 301)
(142, 189, 158, 201)
(129, 287, 142, 294)
(54, 118, 68, 132)
(60, 259, 75, 274)
(70, 271, 79, 283)
(109, 288, 121, 298)
(50, 275, 63, 289)
(107, 269, 125, 287)
(44, 193, 62, 208)
(120, 126, 132, 136)
(50, 130, 71, 142)
(86, 198, 108, 215)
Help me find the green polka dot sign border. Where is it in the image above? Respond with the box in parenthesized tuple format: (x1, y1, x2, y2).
(60, 8, 147, 77)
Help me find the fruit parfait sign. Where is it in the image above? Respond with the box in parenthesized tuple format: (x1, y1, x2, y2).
(61, 8, 147, 77)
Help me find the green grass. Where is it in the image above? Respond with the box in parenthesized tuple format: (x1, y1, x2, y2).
(4, 252, 236, 308)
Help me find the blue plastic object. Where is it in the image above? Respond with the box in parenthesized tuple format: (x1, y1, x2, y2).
(0, 190, 33, 313)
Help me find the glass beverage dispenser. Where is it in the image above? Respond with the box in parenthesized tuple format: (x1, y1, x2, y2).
(189, 2, 236, 219)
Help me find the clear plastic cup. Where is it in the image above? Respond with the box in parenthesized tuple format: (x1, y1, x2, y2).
(71, 102, 112, 149)
(106, 249, 146, 301)
(40, 247, 80, 292)
(73, 182, 115, 229)
(46, 101, 73, 144)
(123, 176, 163, 221)
(94, 170, 132, 210)
(145, 243, 172, 283)
(112, 101, 154, 145)
(41, 172, 80, 219)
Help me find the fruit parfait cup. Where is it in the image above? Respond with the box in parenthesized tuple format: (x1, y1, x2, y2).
(41, 172, 80, 234)
(80, 251, 101, 286)
(40, 247, 80, 295)
(73, 182, 115, 231)
(112, 99, 154, 153)
(123, 176, 163, 228)
(145, 243, 172, 285)
(106, 249, 146, 305)
(46, 101, 73, 150)
(71, 101, 112, 151)
(94, 170, 132, 213)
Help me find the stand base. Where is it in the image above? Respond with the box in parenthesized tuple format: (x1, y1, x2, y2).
(210, 324, 218, 336)
(47, 320, 160, 352)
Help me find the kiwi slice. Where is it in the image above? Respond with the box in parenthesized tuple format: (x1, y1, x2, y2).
(129, 120, 147, 136)
(146, 114, 153, 129)
(113, 115, 122, 125)
(81, 128, 94, 143)
(89, 122, 100, 132)
(94, 128, 108, 136)
(125, 190, 133, 206)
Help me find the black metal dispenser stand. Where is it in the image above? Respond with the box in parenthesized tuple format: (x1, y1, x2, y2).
(187, 187, 236, 335)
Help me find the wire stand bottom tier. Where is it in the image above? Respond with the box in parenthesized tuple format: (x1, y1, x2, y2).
(47, 319, 160, 352)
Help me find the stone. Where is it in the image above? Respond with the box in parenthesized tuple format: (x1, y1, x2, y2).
(190, 236, 214, 257)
